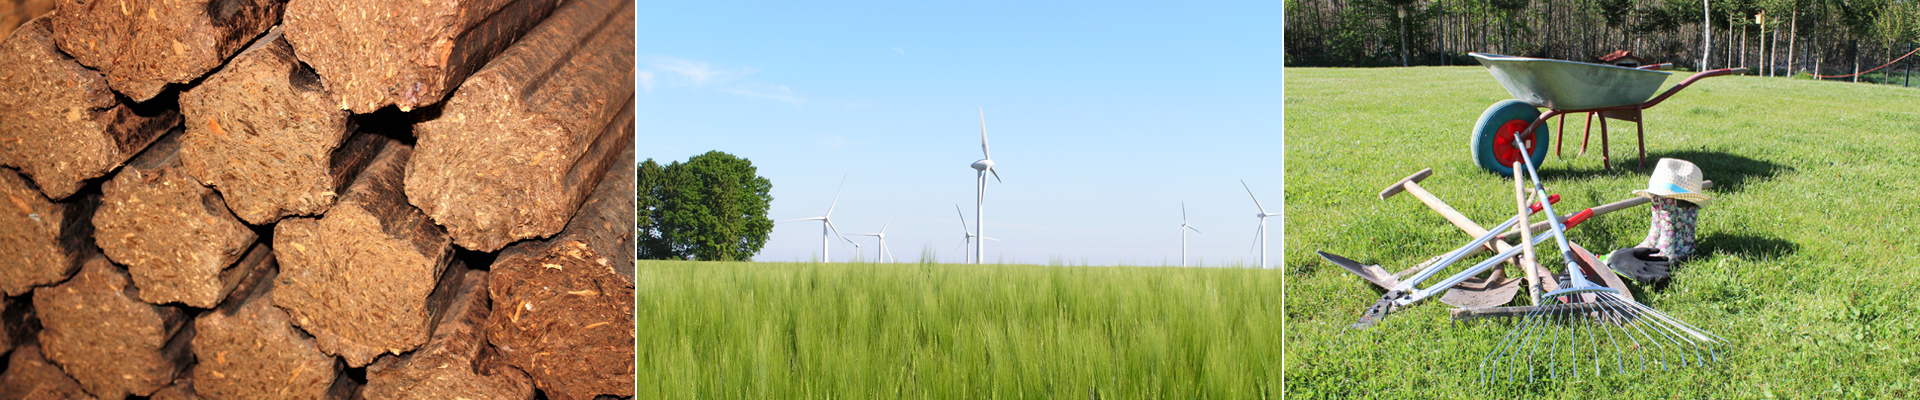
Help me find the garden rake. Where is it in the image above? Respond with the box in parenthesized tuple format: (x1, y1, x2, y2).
(1479, 132, 1726, 383)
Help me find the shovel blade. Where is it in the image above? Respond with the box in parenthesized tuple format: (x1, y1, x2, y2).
(1439, 275, 1524, 308)
(1318, 250, 1401, 289)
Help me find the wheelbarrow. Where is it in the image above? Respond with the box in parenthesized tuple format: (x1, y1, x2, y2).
(1466, 52, 1744, 174)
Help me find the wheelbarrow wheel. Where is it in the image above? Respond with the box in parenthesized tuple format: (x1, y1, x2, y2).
(1470, 99, 1550, 175)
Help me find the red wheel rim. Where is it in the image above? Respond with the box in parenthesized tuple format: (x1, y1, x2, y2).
(1492, 120, 1537, 166)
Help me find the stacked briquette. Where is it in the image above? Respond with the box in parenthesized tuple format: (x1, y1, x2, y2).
(0, 0, 635, 398)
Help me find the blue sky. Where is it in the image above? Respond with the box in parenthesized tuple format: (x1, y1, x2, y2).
(638, 1, 1283, 266)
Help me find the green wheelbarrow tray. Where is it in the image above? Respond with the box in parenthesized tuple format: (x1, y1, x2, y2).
(1470, 52, 1672, 110)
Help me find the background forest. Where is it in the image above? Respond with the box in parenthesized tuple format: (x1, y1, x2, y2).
(1288, 0, 1920, 83)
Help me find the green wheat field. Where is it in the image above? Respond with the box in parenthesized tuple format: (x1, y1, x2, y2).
(1285, 67, 1920, 398)
(636, 260, 1281, 399)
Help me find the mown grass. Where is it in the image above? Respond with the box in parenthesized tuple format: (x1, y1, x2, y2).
(1285, 67, 1920, 398)
(636, 260, 1281, 399)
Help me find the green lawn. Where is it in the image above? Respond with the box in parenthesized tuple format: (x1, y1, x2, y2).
(636, 260, 1281, 399)
(1285, 67, 1920, 398)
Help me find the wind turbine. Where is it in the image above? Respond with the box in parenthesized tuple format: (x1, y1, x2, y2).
(853, 218, 895, 263)
(1242, 180, 1280, 269)
(1179, 202, 1203, 267)
(953, 204, 1000, 264)
(969, 107, 1002, 264)
(780, 176, 851, 262)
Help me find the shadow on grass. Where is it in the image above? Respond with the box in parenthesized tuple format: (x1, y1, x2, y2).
(1643, 150, 1791, 194)
(1694, 232, 1799, 262)
(1523, 150, 1788, 194)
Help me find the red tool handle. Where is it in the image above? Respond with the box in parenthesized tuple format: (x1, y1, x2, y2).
(1528, 194, 1561, 214)
(1562, 208, 1595, 228)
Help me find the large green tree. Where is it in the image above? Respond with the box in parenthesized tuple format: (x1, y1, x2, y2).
(636, 151, 774, 261)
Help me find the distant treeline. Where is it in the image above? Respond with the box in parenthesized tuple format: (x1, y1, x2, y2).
(1286, 0, 1920, 77)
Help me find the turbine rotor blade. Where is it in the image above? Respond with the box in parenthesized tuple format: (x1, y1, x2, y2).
(827, 175, 848, 216)
(982, 236, 1001, 241)
(979, 107, 991, 160)
(781, 217, 826, 223)
(955, 204, 970, 234)
(988, 167, 1001, 183)
(1250, 226, 1261, 254)
(1241, 179, 1267, 214)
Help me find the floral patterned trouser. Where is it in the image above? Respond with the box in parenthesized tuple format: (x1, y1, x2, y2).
(1636, 196, 1698, 260)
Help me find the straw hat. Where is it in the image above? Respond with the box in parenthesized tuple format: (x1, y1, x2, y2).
(1633, 158, 1712, 205)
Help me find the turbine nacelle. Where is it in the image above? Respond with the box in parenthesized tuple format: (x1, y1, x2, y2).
(971, 159, 994, 171)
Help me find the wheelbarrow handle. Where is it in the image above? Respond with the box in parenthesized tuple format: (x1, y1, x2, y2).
(1642, 68, 1745, 110)
(1636, 63, 1673, 70)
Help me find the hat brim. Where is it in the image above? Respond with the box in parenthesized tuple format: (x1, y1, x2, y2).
(1633, 189, 1713, 205)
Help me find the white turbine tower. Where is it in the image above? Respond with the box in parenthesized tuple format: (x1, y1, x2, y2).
(853, 218, 895, 263)
(1179, 202, 1203, 267)
(953, 204, 999, 264)
(780, 176, 851, 262)
(969, 107, 1002, 264)
(1242, 180, 1280, 269)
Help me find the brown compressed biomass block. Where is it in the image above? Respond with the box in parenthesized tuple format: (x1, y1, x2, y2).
(273, 139, 454, 368)
(282, 0, 560, 113)
(93, 129, 258, 308)
(0, 167, 97, 297)
(0, 342, 98, 400)
(33, 254, 192, 399)
(193, 244, 342, 400)
(0, 17, 181, 200)
(47, 0, 284, 102)
(408, 0, 634, 252)
(487, 147, 634, 400)
(180, 26, 377, 225)
(0, 0, 53, 38)
(364, 268, 536, 400)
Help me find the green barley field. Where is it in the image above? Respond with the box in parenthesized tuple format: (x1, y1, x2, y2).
(636, 260, 1280, 399)
(1285, 67, 1920, 398)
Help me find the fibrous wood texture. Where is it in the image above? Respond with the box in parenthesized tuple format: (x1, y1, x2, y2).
(180, 26, 374, 225)
(47, 0, 284, 101)
(0, 342, 98, 400)
(272, 139, 454, 368)
(0, 0, 52, 38)
(408, 0, 635, 252)
(94, 129, 258, 308)
(0, 167, 97, 297)
(282, 0, 560, 113)
(364, 268, 537, 400)
(0, 17, 180, 200)
(33, 254, 193, 400)
(487, 146, 634, 400)
(193, 244, 342, 400)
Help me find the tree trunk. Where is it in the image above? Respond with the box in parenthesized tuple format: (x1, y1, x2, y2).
(1702, 0, 1712, 70)
(1788, 10, 1796, 75)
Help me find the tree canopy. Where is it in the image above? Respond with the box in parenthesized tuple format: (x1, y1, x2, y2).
(637, 151, 774, 261)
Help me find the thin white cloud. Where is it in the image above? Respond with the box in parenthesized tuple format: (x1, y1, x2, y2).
(643, 56, 752, 85)
(719, 83, 806, 106)
(640, 56, 807, 105)
(892, 47, 906, 56)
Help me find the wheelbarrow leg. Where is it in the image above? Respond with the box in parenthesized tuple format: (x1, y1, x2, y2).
(1580, 112, 1595, 157)
(1555, 114, 1567, 158)
(1636, 107, 1648, 170)
(1598, 113, 1612, 170)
